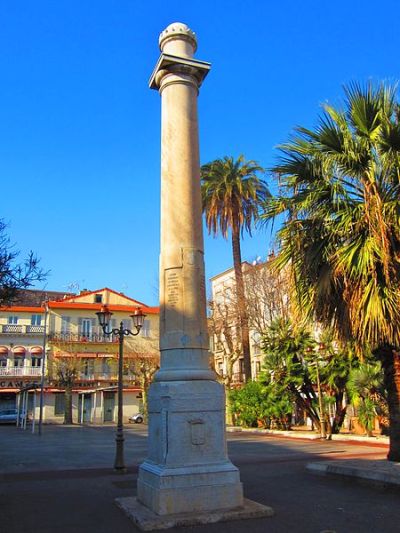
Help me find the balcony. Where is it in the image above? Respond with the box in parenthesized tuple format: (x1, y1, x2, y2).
(48, 330, 118, 344)
(0, 367, 42, 377)
(232, 372, 246, 384)
(77, 371, 136, 382)
(1, 324, 45, 335)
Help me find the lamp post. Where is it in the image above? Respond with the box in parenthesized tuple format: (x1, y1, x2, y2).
(96, 305, 146, 473)
(38, 301, 48, 436)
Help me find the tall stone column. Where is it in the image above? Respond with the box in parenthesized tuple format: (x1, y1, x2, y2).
(137, 22, 243, 516)
(116, 23, 273, 528)
(152, 23, 213, 383)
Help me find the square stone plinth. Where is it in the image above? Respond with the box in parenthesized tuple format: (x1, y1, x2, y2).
(115, 497, 274, 531)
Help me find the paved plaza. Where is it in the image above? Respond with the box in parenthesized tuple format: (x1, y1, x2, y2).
(1, 424, 399, 532)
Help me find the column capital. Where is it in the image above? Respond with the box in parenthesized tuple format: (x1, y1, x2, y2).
(149, 53, 210, 92)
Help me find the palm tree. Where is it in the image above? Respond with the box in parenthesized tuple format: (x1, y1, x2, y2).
(263, 82, 400, 460)
(347, 362, 385, 436)
(201, 155, 269, 382)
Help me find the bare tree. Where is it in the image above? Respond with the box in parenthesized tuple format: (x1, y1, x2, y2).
(244, 259, 291, 337)
(125, 334, 160, 416)
(208, 289, 244, 423)
(50, 347, 83, 424)
(0, 219, 47, 306)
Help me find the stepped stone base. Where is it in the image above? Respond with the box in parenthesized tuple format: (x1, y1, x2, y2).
(115, 497, 274, 531)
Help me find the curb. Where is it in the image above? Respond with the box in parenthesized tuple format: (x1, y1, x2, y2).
(226, 426, 389, 445)
(306, 461, 400, 487)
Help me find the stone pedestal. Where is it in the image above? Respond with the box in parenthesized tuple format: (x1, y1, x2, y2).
(138, 381, 242, 515)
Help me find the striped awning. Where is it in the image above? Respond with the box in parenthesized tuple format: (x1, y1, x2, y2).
(31, 347, 43, 355)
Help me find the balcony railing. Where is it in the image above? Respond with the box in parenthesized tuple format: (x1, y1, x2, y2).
(48, 330, 118, 344)
(1, 324, 44, 335)
(232, 372, 246, 384)
(0, 367, 42, 377)
(77, 371, 136, 381)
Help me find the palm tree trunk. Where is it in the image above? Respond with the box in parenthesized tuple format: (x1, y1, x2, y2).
(331, 392, 347, 434)
(64, 385, 73, 425)
(231, 220, 251, 382)
(380, 346, 400, 461)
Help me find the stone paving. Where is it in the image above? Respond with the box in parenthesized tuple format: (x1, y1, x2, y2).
(1, 424, 399, 533)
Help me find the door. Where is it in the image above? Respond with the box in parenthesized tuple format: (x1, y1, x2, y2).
(78, 394, 92, 423)
(103, 392, 115, 422)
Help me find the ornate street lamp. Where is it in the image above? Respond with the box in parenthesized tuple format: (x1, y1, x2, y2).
(96, 304, 146, 472)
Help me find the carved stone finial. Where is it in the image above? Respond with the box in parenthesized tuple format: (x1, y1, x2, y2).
(159, 22, 197, 55)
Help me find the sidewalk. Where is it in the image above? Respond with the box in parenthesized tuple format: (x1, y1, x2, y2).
(228, 425, 399, 488)
(307, 458, 400, 487)
(227, 425, 389, 445)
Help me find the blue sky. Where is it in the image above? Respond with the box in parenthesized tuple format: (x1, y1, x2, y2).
(1, 0, 399, 306)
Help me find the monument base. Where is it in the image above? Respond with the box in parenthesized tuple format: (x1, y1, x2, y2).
(136, 379, 244, 515)
(116, 497, 274, 531)
(138, 461, 243, 515)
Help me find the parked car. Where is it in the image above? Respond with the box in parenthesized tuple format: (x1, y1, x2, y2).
(129, 413, 144, 424)
(0, 409, 27, 424)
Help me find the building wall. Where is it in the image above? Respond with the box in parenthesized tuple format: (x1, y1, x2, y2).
(0, 287, 159, 420)
(209, 262, 267, 383)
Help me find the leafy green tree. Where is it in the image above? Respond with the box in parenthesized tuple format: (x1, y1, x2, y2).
(264, 82, 400, 460)
(261, 317, 322, 429)
(347, 361, 386, 436)
(308, 333, 357, 434)
(229, 380, 292, 429)
(229, 381, 267, 427)
(201, 155, 269, 381)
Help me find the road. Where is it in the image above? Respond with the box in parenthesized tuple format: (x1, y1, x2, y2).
(0, 425, 397, 533)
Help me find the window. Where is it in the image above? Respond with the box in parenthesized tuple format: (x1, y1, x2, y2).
(54, 393, 65, 416)
(122, 319, 131, 331)
(14, 356, 24, 367)
(80, 319, 92, 338)
(102, 359, 111, 375)
(94, 294, 103, 303)
(8, 316, 18, 325)
(141, 320, 151, 337)
(0, 357, 7, 367)
(83, 359, 94, 377)
(31, 314, 42, 326)
(239, 359, 245, 374)
(61, 316, 71, 334)
(31, 356, 42, 368)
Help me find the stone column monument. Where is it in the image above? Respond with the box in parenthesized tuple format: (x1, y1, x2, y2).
(117, 22, 273, 528)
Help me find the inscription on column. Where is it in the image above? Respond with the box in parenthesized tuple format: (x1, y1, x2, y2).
(166, 270, 180, 308)
(164, 268, 183, 334)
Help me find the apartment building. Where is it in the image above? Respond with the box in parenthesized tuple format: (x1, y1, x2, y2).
(0, 288, 159, 423)
(209, 257, 288, 385)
